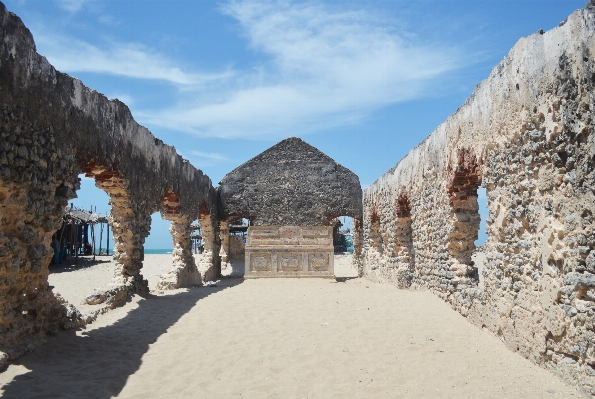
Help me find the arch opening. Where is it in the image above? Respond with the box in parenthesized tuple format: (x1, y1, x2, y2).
(155, 190, 201, 290)
(369, 203, 384, 257)
(197, 201, 218, 282)
(471, 186, 489, 289)
(330, 216, 358, 279)
(54, 174, 112, 267)
(392, 188, 414, 288)
(447, 148, 482, 286)
(78, 161, 151, 306)
(47, 173, 115, 308)
(220, 216, 248, 278)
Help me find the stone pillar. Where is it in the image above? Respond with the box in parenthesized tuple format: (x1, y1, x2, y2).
(369, 220, 383, 255)
(446, 148, 482, 288)
(83, 189, 151, 306)
(353, 218, 364, 277)
(0, 183, 83, 358)
(393, 188, 414, 288)
(103, 193, 151, 300)
(364, 204, 384, 279)
(82, 167, 151, 306)
(156, 215, 201, 290)
(219, 220, 231, 272)
(197, 213, 218, 282)
(393, 216, 414, 288)
(447, 196, 480, 264)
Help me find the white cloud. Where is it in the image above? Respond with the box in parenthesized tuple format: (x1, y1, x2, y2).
(97, 14, 119, 26)
(33, 31, 234, 86)
(36, 0, 465, 140)
(141, 0, 463, 139)
(191, 151, 229, 161)
(56, 0, 89, 13)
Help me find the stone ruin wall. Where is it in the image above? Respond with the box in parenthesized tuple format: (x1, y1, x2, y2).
(217, 137, 363, 277)
(362, 4, 595, 395)
(228, 235, 245, 260)
(0, 3, 218, 359)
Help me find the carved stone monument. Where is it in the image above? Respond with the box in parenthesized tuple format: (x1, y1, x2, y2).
(217, 136, 363, 279)
(245, 226, 334, 278)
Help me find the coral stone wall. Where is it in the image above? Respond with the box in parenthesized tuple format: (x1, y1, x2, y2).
(0, 3, 217, 357)
(228, 235, 245, 260)
(218, 137, 362, 226)
(362, 4, 595, 395)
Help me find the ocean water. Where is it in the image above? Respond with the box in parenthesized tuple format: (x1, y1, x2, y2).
(144, 249, 173, 255)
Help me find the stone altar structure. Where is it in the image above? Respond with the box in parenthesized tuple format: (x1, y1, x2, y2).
(218, 137, 362, 278)
(361, 3, 595, 395)
(245, 226, 334, 278)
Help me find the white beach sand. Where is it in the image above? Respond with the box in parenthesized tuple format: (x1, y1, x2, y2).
(0, 254, 581, 398)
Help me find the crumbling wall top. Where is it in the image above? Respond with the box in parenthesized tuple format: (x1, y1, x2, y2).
(0, 2, 216, 219)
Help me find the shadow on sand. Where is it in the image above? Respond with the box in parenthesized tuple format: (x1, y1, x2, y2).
(49, 256, 113, 274)
(1, 278, 244, 399)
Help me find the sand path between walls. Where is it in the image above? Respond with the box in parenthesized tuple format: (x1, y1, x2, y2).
(0, 254, 581, 398)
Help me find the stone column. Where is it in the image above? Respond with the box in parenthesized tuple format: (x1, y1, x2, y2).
(393, 216, 414, 288)
(84, 189, 151, 306)
(0, 183, 83, 358)
(103, 194, 151, 301)
(156, 215, 201, 289)
(219, 220, 231, 272)
(447, 195, 481, 285)
(446, 148, 482, 289)
(197, 213, 218, 282)
(364, 212, 384, 280)
(352, 218, 364, 277)
(393, 189, 414, 287)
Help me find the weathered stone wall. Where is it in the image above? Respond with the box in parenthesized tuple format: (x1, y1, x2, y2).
(197, 199, 220, 282)
(218, 137, 362, 226)
(361, 4, 595, 395)
(228, 235, 245, 260)
(362, 5, 595, 394)
(0, 3, 217, 358)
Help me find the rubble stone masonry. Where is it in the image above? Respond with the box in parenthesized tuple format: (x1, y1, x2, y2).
(0, 3, 217, 359)
(2, 0, 595, 395)
(362, 3, 595, 395)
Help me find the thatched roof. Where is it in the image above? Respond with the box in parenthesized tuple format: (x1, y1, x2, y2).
(63, 207, 108, 224)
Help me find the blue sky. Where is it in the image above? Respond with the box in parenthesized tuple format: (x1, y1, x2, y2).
(3, 0, 586, 249)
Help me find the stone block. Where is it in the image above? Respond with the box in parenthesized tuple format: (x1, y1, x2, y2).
(245, 226, 334, 278)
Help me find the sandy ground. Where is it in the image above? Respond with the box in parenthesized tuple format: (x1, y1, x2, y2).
(0, 254, 583, 398)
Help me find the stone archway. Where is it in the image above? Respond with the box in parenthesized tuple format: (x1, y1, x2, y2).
(393, 187, 414, 288)
(0, 181, 83, 353)
(81, 162, 152, 306)
(197, 201, 219, 282)
(219, 216, 248, 278)
(446, 148, 482, 286)
(156, 190, 201, 290)
(0, 4, 215, 358)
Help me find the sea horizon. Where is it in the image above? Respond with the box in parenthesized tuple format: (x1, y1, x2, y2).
(144, 249, 173, 255)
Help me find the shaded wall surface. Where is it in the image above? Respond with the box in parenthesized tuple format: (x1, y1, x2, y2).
(218, 137, 362, 226)
(361, 4, 595, 395)
(0, 2, 216, 358)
